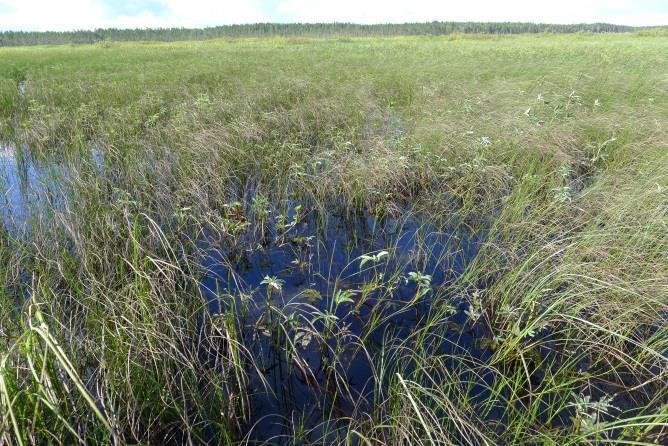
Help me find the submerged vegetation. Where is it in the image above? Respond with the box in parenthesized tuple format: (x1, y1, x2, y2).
(0, 33, 667, 444)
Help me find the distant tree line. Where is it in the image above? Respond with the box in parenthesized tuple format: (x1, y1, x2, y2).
(0, 22, 663, 46)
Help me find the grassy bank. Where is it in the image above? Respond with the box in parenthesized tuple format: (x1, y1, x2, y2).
(0, 34, 667, 444)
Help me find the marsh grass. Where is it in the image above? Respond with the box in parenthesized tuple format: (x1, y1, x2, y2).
(0, 33, 667, 444)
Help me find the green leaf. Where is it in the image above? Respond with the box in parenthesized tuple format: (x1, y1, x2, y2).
(334, 289, 356, 306)
(260, 275, 284, 291)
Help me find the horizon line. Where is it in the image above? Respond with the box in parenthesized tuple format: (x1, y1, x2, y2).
(2, 20, 667, 34)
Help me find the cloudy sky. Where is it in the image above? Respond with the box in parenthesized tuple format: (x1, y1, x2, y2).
(0, 0, 666, 32)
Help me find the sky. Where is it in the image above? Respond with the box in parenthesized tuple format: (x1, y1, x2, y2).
(0, 0, 666, 32)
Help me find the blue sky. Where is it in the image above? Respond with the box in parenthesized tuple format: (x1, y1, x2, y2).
(0, 0, 666, 32)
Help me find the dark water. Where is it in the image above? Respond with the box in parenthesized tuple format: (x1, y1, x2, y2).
(196, 198, 490, 441)
(1, 143, 492, 441)
(1, 143, 635, 442)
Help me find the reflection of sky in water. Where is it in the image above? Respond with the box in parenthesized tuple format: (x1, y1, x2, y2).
(1, 142, 35, 229)
(0, 142, 68, 233)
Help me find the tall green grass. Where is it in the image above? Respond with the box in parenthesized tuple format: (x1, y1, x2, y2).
(0, 34, 667, 444)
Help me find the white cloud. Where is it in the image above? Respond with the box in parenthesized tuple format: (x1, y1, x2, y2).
(0, 0, 268, 31)
(0, 0, 104, 31)
(0, 0, 665, 31)
(276, 0, 668, 26)
(160, 0, 267, 28)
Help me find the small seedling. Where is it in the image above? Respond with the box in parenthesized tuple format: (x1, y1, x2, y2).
(359, 250, 389, 268)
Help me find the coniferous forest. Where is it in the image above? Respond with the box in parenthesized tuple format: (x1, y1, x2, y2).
(1, 21, 665, 46)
